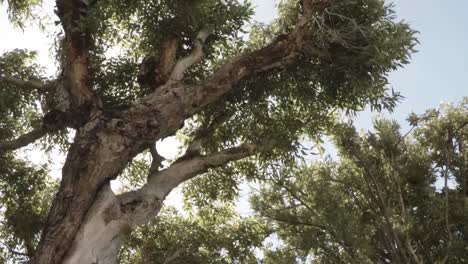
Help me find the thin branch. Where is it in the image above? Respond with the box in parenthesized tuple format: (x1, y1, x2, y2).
(400, 124, 416, 144)
(0, 127, 48, 152)
(347, 146, 409, 262)
(264, 211, 360, 262)
(272, 177, 316, 214)
(454, 120, 468, 135)
(405, 239, 423, 264)
(168, 27, 212, 84)
(0, 240, 29, 257)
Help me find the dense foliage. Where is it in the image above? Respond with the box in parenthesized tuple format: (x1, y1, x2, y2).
(251, 99, 468, 263)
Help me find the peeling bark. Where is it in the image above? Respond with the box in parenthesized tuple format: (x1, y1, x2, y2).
(62, 184, 162, 264)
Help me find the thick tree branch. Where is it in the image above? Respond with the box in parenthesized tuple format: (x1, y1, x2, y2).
(123, 0, 329, 145)
(168, 27, 212, 84)
(55, 0, 101, 109)
(0, 75, 51, 92)
(76, 142, 268, 258)
(0, 127, 48, 152)
(111, 142, 268, 229)
(148, 143, 263, 198)
(137, 35, 178, 88)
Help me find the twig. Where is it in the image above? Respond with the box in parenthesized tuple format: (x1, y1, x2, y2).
(0, 240, 29, 257)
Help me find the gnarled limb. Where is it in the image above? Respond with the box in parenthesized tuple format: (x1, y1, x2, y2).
(31, 1, 103, 262)
(122, 0, 327, 144)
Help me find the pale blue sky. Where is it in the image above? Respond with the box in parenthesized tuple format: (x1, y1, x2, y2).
(254, 1, 467, 132)
(357, 0, 468, 130)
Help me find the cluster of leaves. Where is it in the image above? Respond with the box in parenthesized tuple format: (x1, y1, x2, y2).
(0, 49, 43, 137)
(0, 50, 58, 261)
(0, 156, 56, 262)
(251, 99, 468, 263)
(119, 205, 269, 264)
(89, 0, 252, 55)
(413, 98, 468, 195)
(0, 0, 42, 28)
(0, 49, 69, 152)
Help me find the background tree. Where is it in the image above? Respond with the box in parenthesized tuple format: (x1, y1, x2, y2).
(0, 0, 416, 263)
(251, 99, 468, 263)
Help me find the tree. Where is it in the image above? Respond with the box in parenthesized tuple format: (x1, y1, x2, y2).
(0, 0, 416, 263)
(251, 99, 468, 263)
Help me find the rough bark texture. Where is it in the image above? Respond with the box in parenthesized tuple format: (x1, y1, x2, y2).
(18, 1, 328, 263)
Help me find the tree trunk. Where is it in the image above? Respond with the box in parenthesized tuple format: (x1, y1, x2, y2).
(61, 143, 260, 263)
(62, 185, 163, 264)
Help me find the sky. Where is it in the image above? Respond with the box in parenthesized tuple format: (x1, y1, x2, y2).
(355, 0, 468, 132)
(255, 0, 467, 134)
(1, 1, 467, 205)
